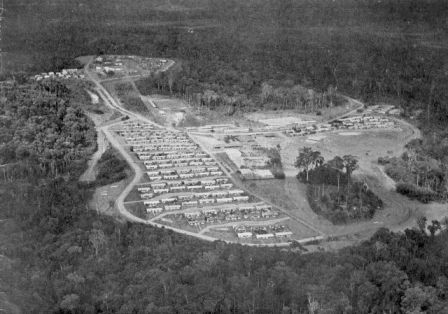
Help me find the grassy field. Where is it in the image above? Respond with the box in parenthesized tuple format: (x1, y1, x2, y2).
(241, 179, 300, 213)
(126, 202, 147, 220)
(124, 187, 142, 203)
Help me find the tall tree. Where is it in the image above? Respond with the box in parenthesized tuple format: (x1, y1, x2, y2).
(327, 156, 344, 192)
(295, 147, 323, 181)
(343, 155, 359, 186)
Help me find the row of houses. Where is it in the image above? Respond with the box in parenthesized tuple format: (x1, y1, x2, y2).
(138, 152, 208, 160)
(147, 171, 224, 181)
(145, 195, 250, 214)
(138, 182, 234, 195)
(141, 156, 213, 163)
(235, 225, 293, 239)
(133, 144, 199, 152)
(144, 160, 217, 169)
(285, 115, 396, 137)
(182, 204, 279, 226)
(144, 189, 248, 207)
(137, 177, 229, 191)
(183, 204, 279, 226)
(332, 115, 395, 129)
(32, 69, 85, 81)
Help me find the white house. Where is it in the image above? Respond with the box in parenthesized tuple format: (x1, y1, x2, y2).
(275, 231, 293, 237)
(255, 233, 274, 239)
(164, 205, 181, 211)
(144, 200, 160, 207)
(147, 207, 163, 214)
(233, 196, 249, 202)
(199, 199, 215, 205)
(216, 198, 233, 204)
(182, 200, 198, 207)
(237, 232, 253, 239)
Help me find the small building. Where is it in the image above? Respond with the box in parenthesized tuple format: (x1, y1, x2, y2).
(199, 199, 215, 205)
(237, 232, 253, 239)
(178, 195, 193, 201)
(151, 183, 166, 188)
(202, 208, 218, 215)
(164, 205, 181, 211)
(233, 196, 249, 202)
(184, 211, 201, 218)
(228, 189, 245, 196)
(153, 188, 169, 194)
(144, 200, 160, 207)
(161, 197, 177, 204)
(275, 231, 293, 237)
(255, 233, 274, 239)
(212, 191, 228, 197)
(182, 200, 198, 207)
(170, 186, 186, 192)
(147, 207, 163, 214)
(187, 185, 203, 191)
(140, 193, 154, 199)
(216, 197, 233, 204)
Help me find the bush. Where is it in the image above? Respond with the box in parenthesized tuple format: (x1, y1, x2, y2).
(378, 156, 390, 165)
(121, 96, 147, 113)
(396, 182, 439, 203)
(96, 148, 130, 186)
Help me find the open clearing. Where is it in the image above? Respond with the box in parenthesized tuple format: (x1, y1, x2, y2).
(82, 54, 446, 250)
(280, 126, 414, 178)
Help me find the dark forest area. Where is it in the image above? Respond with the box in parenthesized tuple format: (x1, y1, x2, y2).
(2, 0, 448, 313)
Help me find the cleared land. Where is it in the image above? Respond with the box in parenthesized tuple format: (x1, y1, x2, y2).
(83, 54, 445, 250)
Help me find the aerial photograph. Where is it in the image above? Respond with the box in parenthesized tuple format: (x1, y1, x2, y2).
(1, 0, 448, 313)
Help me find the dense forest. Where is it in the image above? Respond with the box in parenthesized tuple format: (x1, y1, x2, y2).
(1, 82, 446, 313)
(0, 80, 96, 179)
(6, 0, 448, 115)
(2, 0, 448, 313)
